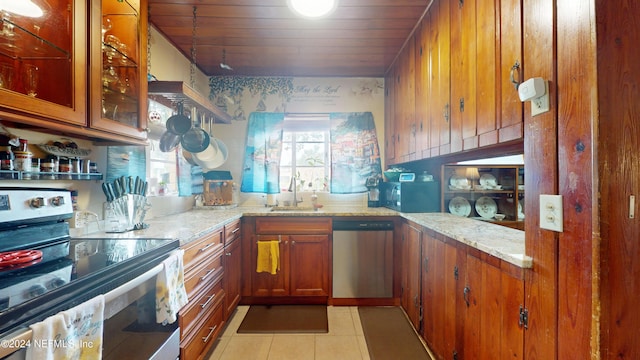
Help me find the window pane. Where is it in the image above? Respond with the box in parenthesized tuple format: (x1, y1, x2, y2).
(281, 143, 293, 166)
(296, 131, 325, 142)
(295, 143, 325, 166)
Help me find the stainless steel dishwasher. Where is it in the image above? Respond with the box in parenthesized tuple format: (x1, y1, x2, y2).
(332, 220, 394, 298)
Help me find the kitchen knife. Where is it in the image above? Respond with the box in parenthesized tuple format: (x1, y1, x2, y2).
(141, 181, 148, 196)
(128, 176, 135, 195)
(113, 179, 123, 198)
(102, 183, 113, 202)
(134, 176, 142, 195)
(119, 176, 128, 195)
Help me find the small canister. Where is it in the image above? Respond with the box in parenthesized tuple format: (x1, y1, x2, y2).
(59, 157, 72, 179)
(72, 158, 82, 174)
(30, 158, 40, 179)
(89, 161, 98, 173)
(13, 151, 32, 179)
(0, 150, 13, 179)
(40, 155, 57, 179)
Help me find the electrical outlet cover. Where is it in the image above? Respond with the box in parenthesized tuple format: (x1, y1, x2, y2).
(539, 194, 563, 232)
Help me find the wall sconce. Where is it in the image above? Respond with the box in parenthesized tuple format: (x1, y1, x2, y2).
(518, 77, 550, 116)
(0, 0, 44, 18)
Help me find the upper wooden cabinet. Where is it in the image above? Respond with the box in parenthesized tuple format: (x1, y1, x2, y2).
(384, 0, 522, 164)
(89, 0, 148, 141)
(0, 0, 87, 125)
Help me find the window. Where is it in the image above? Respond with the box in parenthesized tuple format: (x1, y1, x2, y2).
(280, 114, 330, 192)
(147, 99, 178, 195)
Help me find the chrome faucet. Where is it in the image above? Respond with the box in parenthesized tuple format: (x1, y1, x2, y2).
(288, 175, 303, 207)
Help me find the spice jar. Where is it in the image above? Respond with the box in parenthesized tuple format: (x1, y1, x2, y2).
(89, 161, 98, 173)
(40, 156, 57, 179)
(13, 151, 32, 179)
(59, 157, 72, 179)
(30, 158, 40, 179)
(0, 150, 13, 179)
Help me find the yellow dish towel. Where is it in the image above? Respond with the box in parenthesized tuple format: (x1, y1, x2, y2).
(256, 240, 279, 274)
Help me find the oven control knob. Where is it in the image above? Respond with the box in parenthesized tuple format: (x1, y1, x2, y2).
(30, 197, 46, 208)
(49, 277, 67, 289)
(27, 284, 47, 298)
(50, 196, 65, 207)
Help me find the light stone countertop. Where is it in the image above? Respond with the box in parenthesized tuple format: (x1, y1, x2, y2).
(76, 206, 530, 268)
(402, 212, 531, 268)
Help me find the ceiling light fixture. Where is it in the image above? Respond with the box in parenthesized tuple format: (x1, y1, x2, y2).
(0, 0, 44, 18)
(287, 0, 338, 18)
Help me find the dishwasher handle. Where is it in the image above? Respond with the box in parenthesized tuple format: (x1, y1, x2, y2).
(332, 220, 394, 231)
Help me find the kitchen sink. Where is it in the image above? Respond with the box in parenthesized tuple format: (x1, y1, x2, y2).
(270, 206, 316, 212)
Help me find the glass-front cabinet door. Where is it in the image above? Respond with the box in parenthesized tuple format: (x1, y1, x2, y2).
(0, 0, 87, 125)
(89, 0, 147, 140)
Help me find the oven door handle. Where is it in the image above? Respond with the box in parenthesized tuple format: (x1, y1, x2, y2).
(104, 262, 164, 303)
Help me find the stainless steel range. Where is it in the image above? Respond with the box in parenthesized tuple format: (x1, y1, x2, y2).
(0, 188, 180, 359)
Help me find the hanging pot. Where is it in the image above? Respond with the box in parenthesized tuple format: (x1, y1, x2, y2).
(159, 130, 181, 152)
(165, 102, 192, 135)
(181, 108, 210, 153)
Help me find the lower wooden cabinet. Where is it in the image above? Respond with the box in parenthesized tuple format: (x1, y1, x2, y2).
(179, 227, 229, 360)
(243, 217, 331, 302)
(407, 222, 525, 360)
(251, 234, 329, 298)
(401, 221, 423, 330)
(223, 236, 242, 318)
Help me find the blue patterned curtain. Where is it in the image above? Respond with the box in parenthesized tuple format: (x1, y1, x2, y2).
(240, 113, 285, 194)
(329, 112, 382, 194)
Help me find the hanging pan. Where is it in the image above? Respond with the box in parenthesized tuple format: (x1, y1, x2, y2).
(165, 102, 192, 135)
(181, 108, 210, 153)
(159, 130, 181, 152)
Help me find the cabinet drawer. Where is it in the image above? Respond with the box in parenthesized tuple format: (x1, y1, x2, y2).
(255, 217, 331, 234)
(180, 299, 225, 360)
(184, 251, 224, 298)
(224, 219, 241, 245)
(183, 229, 224, 271)
(180, 279, 224, 340)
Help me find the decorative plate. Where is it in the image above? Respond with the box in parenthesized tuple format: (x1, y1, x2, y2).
(449, 196, 472, 217)
(37, 144, 91, 158)
(475, 196, 498, 219)
(479, 173, 498, 188)
(518, 201, 525, 220)
(449, 175, 470, 189)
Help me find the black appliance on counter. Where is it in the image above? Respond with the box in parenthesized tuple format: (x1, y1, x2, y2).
(380, 181, 441, 213)
(365, 175, 381, 207)
(0, 188, 179, 346)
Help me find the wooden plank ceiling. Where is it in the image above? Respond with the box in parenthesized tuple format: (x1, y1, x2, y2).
(148, 0, 430, 77)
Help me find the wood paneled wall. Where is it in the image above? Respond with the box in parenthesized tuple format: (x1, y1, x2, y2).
(556, 0, 597, 358)
(596, 0, 640, 359)
(523, 0, 558, 358)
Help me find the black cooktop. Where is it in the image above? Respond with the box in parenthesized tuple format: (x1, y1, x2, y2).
(0, 237, 179, 338)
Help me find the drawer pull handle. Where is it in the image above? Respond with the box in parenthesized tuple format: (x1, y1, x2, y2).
(231, 227, 240, 234)
(225, 252, 232, 256)
(200, 294, 216, 309)
(199, 242, 216, 252)
(202, 325, 217, 343)
(200, 268, 216, 281)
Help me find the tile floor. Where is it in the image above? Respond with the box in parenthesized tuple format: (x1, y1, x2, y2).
(206, 305, 372, 360)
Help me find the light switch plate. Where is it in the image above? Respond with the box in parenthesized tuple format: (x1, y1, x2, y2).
(540, 194, 563, 232)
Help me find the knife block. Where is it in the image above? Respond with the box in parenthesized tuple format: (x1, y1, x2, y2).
(104, 194, 151, 233)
